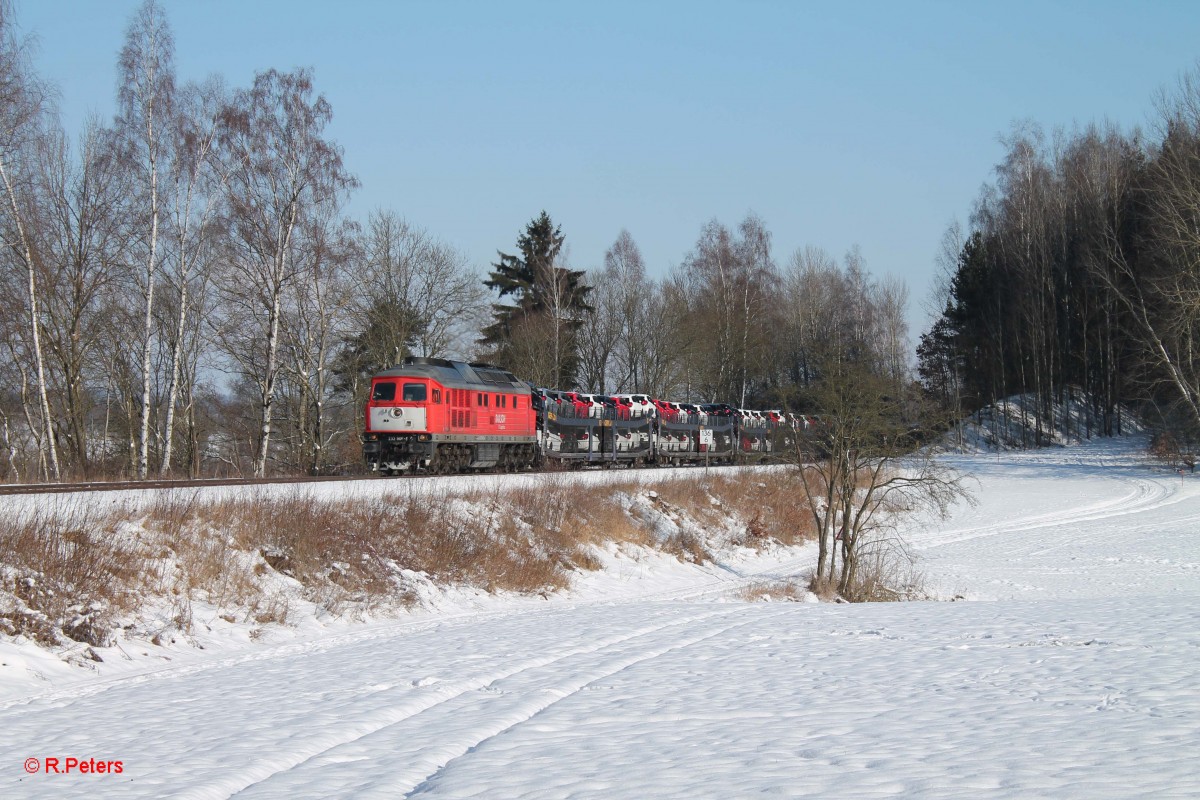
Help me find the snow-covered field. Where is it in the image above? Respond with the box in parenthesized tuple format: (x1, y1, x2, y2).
(3, 436, 1198, 798)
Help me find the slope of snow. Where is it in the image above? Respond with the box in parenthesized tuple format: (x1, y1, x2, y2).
(937, 392, 1143, 454)
(3, 436, 1199, 798)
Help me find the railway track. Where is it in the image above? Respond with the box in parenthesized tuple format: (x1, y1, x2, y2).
(0, 458, 781, 497)
(0, 474, 372, 496)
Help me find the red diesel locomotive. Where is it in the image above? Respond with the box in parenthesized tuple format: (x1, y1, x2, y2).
(362, 357, 538, 474)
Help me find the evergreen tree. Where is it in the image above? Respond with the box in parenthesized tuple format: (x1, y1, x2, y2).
(480, 211, 592, 387)
(334, 296, 426, 391)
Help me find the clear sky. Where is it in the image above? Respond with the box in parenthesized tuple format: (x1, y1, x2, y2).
(15, 0, 1200, 337)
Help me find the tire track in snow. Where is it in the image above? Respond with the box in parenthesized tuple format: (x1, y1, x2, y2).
(174, 606, 749, 800)
(2, 537, 813, 727)
(919, 473, 1185, 550)
(395, 609, 787, 799)
(0, 608, 515, 714)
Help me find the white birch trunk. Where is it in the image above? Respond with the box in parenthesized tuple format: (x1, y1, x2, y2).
(0, 152, 59, 479)
(253, 205, 298, 478)
(138, 146, 158, 479)
(160, 251, 187, 475)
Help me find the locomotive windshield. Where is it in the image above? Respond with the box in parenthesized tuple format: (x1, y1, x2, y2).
(372, 381, 396, 401)
(402, 383, 427, 402)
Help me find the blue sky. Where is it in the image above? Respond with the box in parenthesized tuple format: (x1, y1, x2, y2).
(17, 1, 1200, 336)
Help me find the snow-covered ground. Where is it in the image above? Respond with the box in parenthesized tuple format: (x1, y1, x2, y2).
(3, 436, 1198, 798)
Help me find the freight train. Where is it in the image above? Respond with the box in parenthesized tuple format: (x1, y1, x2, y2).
(362, 357, 800, 474)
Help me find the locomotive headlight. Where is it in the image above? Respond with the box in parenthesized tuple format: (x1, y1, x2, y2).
(391, 408, 404, 417)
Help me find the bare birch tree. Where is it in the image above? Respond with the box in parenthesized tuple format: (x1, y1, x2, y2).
(1133, 73, 1200, 430)
(780, 246, 843, 392)
(676, 216, 779, 403)
(606, 230, 655, 391)
(159, 77, 224, 475)
(576, 262, 623, 392)
(215, 68, 355, 477)
(279, 213, 358, 473)
(34, 119, 132, 474)
(357, 210, 482, 361)
(116, 0, 174, 478)
(0, 0, 57, 478)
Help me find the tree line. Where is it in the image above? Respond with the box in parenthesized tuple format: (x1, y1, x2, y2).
(0, 0, 912, 481)
(919, 70, 1200, 452)
(480, 212, 910, 412)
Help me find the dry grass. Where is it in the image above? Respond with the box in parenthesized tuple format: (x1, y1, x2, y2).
(807, 574, 842, 602)
(809, 537, 931, 603)
(0, 505, 144, 648)
(466, 476, 655, 585)
(844, 544, 931, 602)
(1, 469, 822, 650)
(737, 577, 810, 602)
(651, 469, 816, 549)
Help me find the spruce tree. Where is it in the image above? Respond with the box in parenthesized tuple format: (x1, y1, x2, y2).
(480, 212, 592, 387)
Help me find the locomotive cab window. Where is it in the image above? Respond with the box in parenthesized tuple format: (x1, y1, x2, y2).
(402, 383, 427, 402)
(372, 381, 396, 402)
(432, 389, 441, 403)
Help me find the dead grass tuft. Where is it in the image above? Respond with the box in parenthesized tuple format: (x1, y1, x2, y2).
(652, 470, 815, 549)
(738, 577, 810, 602)
(0, 506, 144, 647)
(811, 536, 931, 603)
(807, 574, 842, 602)
(661, 530, 711, 563)
(843, 545, 931, 603)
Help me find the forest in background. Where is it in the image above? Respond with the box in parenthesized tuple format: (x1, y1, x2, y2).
(9, 1, 1200, 482)
(918, 71, 1200, 458)
(0, 1, 909, 481)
